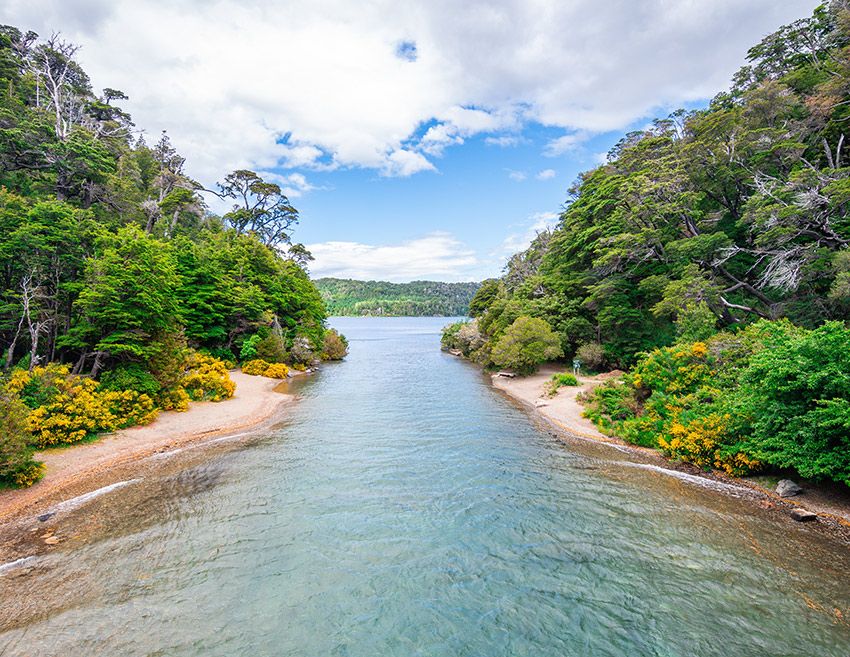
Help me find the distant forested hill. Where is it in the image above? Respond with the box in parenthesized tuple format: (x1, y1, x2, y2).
(316, 278, 480, 316)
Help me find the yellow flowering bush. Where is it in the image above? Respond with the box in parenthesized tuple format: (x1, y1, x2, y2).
(101, 390, 159, 428)
(239, 358, 289, 379)
(658, 413, 729, 470)
(658, 412, 761, 475)
(584, 331, 772, 476)
(4, 368, 34, 396)
(263, 363, 290, 379)
(241, 359, 270, 376)
(159, 386, 190, 412)
(24, 374, 116, 448)
(631, 343, 713, 397)
(182, 352, 236, 401)
(690, 342, 708, 359)
(6, 364, 166, 447)
(13, 461, 45, 487)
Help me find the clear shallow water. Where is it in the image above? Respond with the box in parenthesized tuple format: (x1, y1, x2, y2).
(1, 316, 850, 656)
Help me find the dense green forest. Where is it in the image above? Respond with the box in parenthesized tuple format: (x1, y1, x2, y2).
(0, 26, 344, 486)
(444, 3, 850, 486)
(317, 278, 479, 316)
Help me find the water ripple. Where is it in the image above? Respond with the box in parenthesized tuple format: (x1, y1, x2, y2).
(1, 317, 849, 657)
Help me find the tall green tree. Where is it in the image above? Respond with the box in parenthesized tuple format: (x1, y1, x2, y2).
(67, 226, 180, 374)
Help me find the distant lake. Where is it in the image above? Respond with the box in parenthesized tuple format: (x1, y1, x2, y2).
(2, 317, 849, 656)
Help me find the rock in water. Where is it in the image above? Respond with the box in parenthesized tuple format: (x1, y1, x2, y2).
(776, 479, 802, 498)
(790, 508, 817, 522)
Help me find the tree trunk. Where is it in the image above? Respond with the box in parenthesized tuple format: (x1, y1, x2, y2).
(4, 342, 16, 372)
(90, 351, 106, 378)
(29, 331, 39, 371)
(72, 351, 87, 375)
(170, 209, 180, 236)
(4, 312, 25, 371)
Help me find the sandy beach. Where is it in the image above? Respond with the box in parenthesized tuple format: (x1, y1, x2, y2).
(0, 371, 296, 524)
(491, 364, 850, 534)
(491, 365, 612, 444)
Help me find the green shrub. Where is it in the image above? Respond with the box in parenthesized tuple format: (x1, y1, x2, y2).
(239, 334, 262, 361)
(441, 321, 466, 351)
(99, 363, 162, 398)
(322, 329, 348, 360)
(581, 320, 850, 482)
(290, 337, 316, 365)
(491, 316, 563, 374)
(584, 340, 731, 453)
(255, 333, 287, 363)
(0, 392, 44, 488)
(148, 330, 190, 403)
(575, 342, 605, 371)
(201, 347, 236, 369)
(544, 372, 579, 397)
(730, 321, 850, 484)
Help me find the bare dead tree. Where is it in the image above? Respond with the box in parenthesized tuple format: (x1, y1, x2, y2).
(27, 34, 84, 141)
(20, 271, 53, 371)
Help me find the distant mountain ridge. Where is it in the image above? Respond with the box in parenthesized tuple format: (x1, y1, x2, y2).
(316, 278, 480, 316)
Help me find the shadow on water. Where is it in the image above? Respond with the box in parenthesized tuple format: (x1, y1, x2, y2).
(1, 317, 850, 657)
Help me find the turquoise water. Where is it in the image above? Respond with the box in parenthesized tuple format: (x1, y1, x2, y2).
(1, 317, 849, 655)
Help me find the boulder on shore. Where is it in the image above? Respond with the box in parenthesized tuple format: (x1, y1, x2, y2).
(776, 479, 803, 498)
(789, 508, 817, 522)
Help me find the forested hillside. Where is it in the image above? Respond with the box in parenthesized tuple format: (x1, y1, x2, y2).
(445, 3, 850, 486)
(0, 26, 340, 486)
(317, 278, 479, 316)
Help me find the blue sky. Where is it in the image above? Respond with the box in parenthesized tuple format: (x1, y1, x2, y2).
(292, 103, 722, 281)
(1, 0, 822, 281)
(295, 122, 629, 279)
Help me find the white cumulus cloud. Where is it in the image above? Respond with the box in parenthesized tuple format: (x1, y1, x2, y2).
(382, 149, 436, 177)
(307, 233, 479, 282)
(262, 172, 317, 198)
(0, 0, 819, 185)
(544, 132, 592, 157)
(536, 169, 556, 180)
